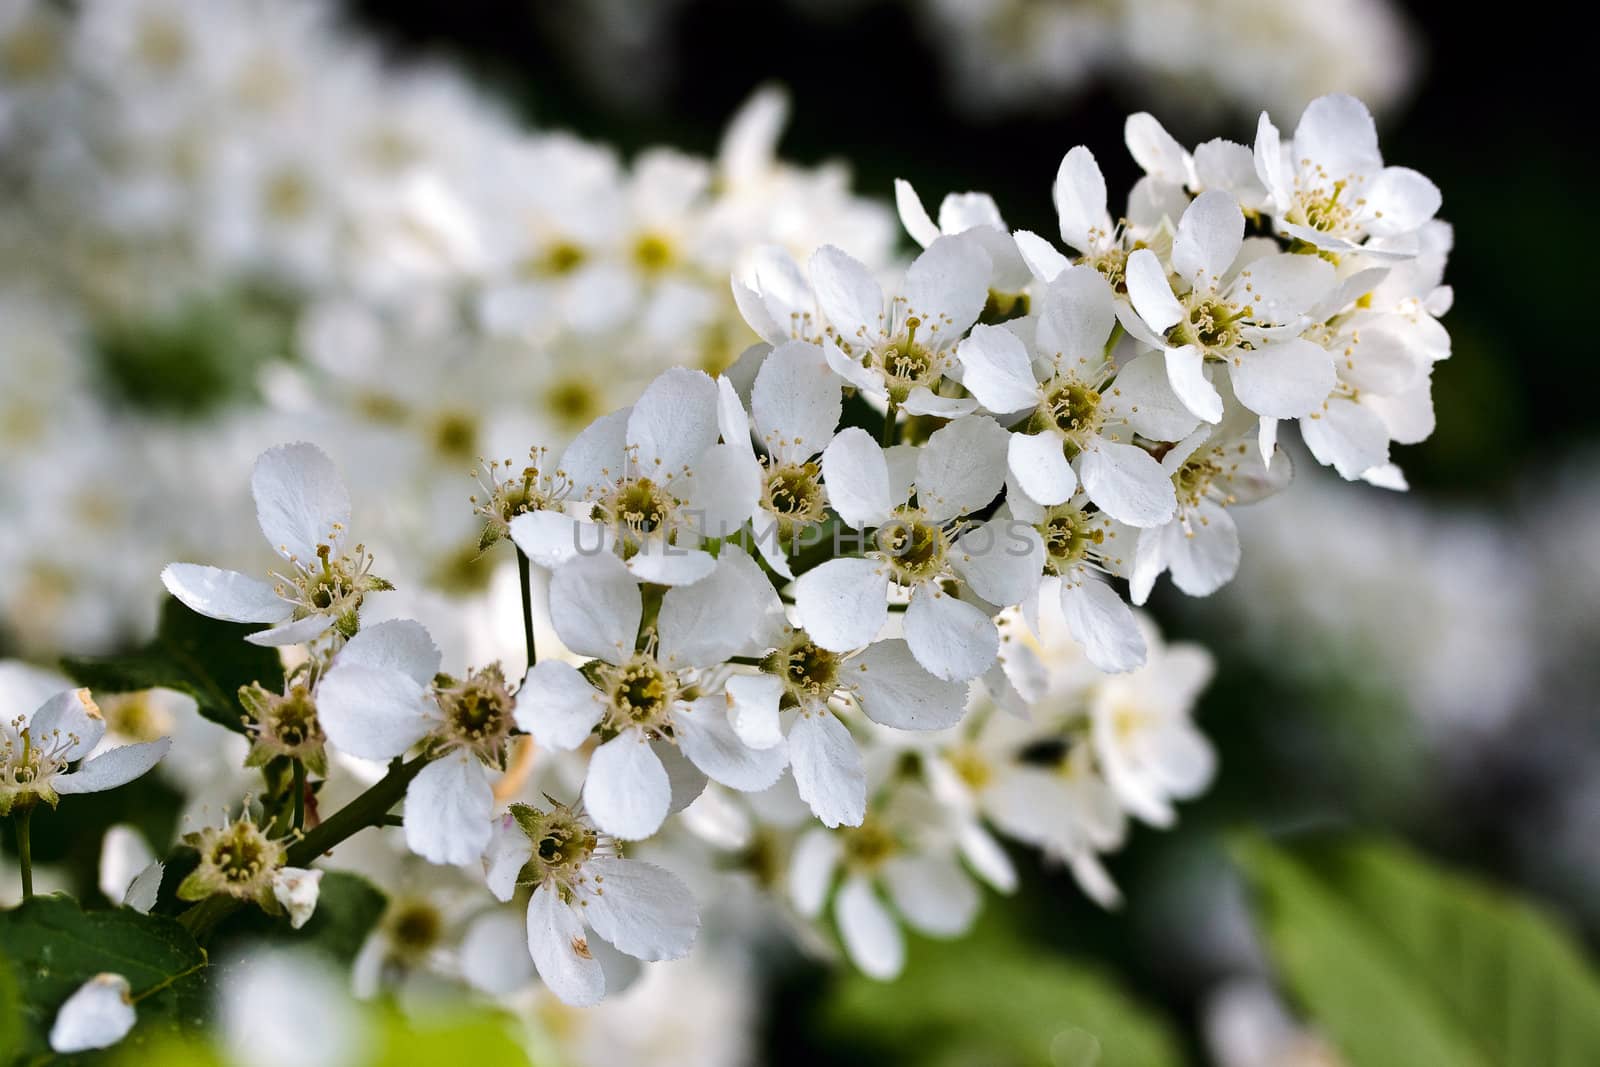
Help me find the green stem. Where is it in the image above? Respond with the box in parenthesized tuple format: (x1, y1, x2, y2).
(516, 548, 538, 672)
(291, 759, 306, 834)
(15, 807, 32, 901)
(178, 755, 430, 941)
(880, 401, 899, 447)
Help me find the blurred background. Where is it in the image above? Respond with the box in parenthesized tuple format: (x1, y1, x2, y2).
(1, 1, 1593, 1065)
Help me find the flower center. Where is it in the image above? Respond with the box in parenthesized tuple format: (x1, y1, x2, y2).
(632, 233, 676, 274)
(1030, 378, 1102, 448)
(1175, 297, 1247, 353)
(387, 900, 444, 954)
(436, 665, 515, 761)
(596, 653, 678, 736)
(761, 460, 827, 535)
(594, 475, 680, 547)
(511, 803, 600, 889)
(948, 745, 993, 790)
(841, 817, 898, 872)
(197, 819, 283, 897)
(0, 720, 76, 812)
(1038, 504, 1104, 576)
(872, 316, 942, 403)
(875, 513, 948, 585)
(276, 540, 388, 636)
(763, 636, 842, 708)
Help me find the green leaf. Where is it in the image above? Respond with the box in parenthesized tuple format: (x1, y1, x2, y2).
(0, 950, 23, 1065)
(0, 895, 208, 1062)
(1236, 836, 1600, 1067)
(63, 596, 286, 735)
(368, 1012, 532, 1067)
(822, 915, 1183, 1067)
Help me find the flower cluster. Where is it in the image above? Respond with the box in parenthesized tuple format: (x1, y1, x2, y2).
(105, 89, 1450, 1015)
(0, 0, 895, 657)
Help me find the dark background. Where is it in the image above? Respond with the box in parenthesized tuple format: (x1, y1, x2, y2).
(341, 3, 1598, 1061)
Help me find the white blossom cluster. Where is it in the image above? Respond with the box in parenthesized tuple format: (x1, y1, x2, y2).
(0, 0, 895, 656)
(64, 86, 1445, 1015)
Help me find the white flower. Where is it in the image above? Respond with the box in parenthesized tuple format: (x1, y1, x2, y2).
(509, 368, 757, 587)
(162, 442, 389, 647)
(1255, 93, 1442, 260)
(795, 416, 1040, 682)
(219, 950, 368, 1067)
(1123, 191, 1339, 424)
(49, 973, 136, 1054)
(725, 628, 969, 829)
(484, 803, 698, 1006)
(519, 548, 787, 840)
(1089, 622, 1216, 827)
(0, 679, 170, 815)
(807, 234, 991, 416)
(894, 178, 1032, 294)
(789, 785, 982, 980)
(271, 865, 323, 930)
(957, 264, 1183, 525)
(316, 619, 523, 865)
(98, 824, 162, 913)
(1130, 415, 1293, 603)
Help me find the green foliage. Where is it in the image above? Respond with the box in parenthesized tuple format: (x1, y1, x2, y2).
(0, 894, 208, 1063)
(63, 597, 285, 736)
(1236, 836, 1600, 1067)
(366, 1012, 532, 1067)
(0, 951, 23, 1063)
(821, 914, 1184, 1067)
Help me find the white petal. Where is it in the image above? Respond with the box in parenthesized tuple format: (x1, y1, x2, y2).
(725, 674, 785, 751)
(1053, 146, 1109, 252)
(560, 407, 630, 498)
(902, 234, 991, 338)
(243, 614, 335, 647)
(509, 510, 583, 570)
(684, 442, 760, 541)
(1172, 190, 1244, 284)
(1013, 229, 1070, 283)
(1366, 167, 1441, 237)
(1077, 441, 1177, 528)
(1008, 432, 1077, 506)
(337, 618, 440, 686)
(794, 557, 889, 653)
(959, 821, 1017, 893)
(788, 710, 865, 828)
(1294, 93, 1382, 184)
(1124, 249, 1184, 336)
(271, 867, 323, 929)
(893, 178, 941, 248)
(904, 586, 999, 682)
(527, 883, 605, 1007)
(752, 340, 842, 458)
(821, 428, 893, 529)
(836, 876, 904, 980)
(315, 662, 435, 761)
(160, 564, 287, 624)
(1253, 111, 1291, 212)
(716, 373, 756, 455)
(848, 639, 969, 730)
(518, 661, 603, 750)
(1036, 265, 1117, 363)
(1125, 112, 1194, 186)
(1060, 579, 1146, 673)
(251, 442, 350, 562)
(790, 828, 842, 916)
(30, 687, 106, 762)
(917, 416, 1008, 522)
(460, 910, 535, 995)
(625, 543, 718, 586)
(674, 698, 788, 792)
(123, 863, 163, 914)
(958, 324, 1039, 413)
(901, 388, 980, 418)
(579, 856, 698, 961)
(1165, 503, 1241, 596)
(883, 854, 979, 937)
(1106, 350, 1201, 442)
(404, 754, 493, 866)
(1164, 344, 1223, 423)
(657, 547, 771, 669)
(1230, 338, 1336, 419)
(1194, 138, 1268, 208)
(484, 813, 535, 901)
(952, 518, 1045, 606)
(1237, 253, 1334, 323)
(54, 738, 171, 796)
(549, 552, 642, 663)
(1301, 397, 1390, 479)
(626, 368, 720, 474)
(584, 730, 671, 840)
(809, 245, 883, 343)
(822, 337, 880, 393)
(49, 974, 135, 1053)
